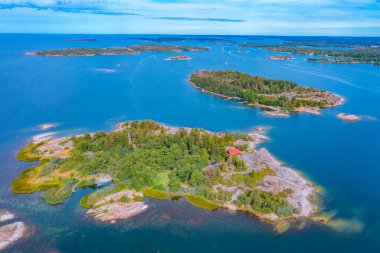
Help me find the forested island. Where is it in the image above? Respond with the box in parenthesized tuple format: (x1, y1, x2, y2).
(12, 120, 317, 227)
(190, 70, 343, 114)
(26, 44, 209, 56)
(239, 44, 380, 66)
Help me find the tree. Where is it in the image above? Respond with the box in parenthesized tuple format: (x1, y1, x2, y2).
(190, 170, 205, 187)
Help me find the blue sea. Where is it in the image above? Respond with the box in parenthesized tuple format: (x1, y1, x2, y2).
(0, 34, 379, 252)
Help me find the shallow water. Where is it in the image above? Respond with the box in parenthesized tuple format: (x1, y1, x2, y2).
(0, 34, 379, 252)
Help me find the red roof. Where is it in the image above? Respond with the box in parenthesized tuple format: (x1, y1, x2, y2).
(227, 148, 241, 156)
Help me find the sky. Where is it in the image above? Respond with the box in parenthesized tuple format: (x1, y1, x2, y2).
(0, 0, 380, 35)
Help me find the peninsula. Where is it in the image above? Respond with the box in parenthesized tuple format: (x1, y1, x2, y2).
(189, 70, 343, 114)
(12, 120, 317, 225)
(26, 44, 209, 57)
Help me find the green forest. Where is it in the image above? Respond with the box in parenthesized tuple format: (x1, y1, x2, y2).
(13, 120, 295, 217)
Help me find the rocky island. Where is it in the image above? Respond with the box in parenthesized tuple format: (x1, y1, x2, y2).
(0, 210, 26, 251)
(12, 120, 317, 228)
(26, 44, 209, 57)
(190, 70, 343, 115)
(337, 113, 361, 121)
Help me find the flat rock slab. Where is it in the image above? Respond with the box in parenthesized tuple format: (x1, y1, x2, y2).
(0, 212, 15, 223)
(0, 222, 26, 250)
(88, 201, 148, 222)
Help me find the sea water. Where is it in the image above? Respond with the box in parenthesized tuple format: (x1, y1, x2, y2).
(0, 34, 379, 252)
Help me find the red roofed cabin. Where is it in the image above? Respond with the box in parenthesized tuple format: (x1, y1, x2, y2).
(227, 148, 241, 156)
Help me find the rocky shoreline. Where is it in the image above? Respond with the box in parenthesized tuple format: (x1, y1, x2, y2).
(210, 127, 317, 222)
(87, 190, 148, 222)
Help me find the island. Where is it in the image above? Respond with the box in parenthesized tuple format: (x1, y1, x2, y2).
(26, 44, 209, 57)
(12, 120, 317, 229)
(0, 210, 26, 251)
(239, 44, 380, 66)
(189, 70, 343, 115)
(64, 38, 99, 42)
(268, 56, 293, 61)
(164, 55, 191, 61)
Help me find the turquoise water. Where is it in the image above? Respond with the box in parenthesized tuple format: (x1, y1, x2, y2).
(0, 34, 379, 252)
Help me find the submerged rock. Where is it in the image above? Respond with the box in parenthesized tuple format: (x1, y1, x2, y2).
(274, 220, 291, 234)
(40, 123, 57, 130)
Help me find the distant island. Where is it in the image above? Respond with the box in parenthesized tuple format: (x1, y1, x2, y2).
(240, 44, 380, 66)
(26, 44, 209, 57)
(164, 55, 191, 61)
(64, 38, 99, 42)
(12, 120, 317, 228)
(268, 56, 293, 61)
(190, 70, 343, 115)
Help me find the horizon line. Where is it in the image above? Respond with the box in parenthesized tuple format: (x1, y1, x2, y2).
(1, 32, 380, 38)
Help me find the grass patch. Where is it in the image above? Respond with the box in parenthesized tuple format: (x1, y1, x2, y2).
(133, 195, 143, 201)
(119, 195, 130, 203)
(80, 184, 122, 208)
(186, 195, 218, 211)
(141, 188, 169, 200)
(11, 166, 62, 194)
(58, 139, 70, 146)
(41, 179, 78, 204)
(77, 178, 96, 188)
(79, 195, 91, 208)
(39, 158, 51, 166)
(16, 142, 44, 162)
